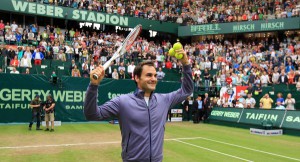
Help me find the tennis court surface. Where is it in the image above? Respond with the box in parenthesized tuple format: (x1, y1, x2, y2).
(0, 122, 299, 162)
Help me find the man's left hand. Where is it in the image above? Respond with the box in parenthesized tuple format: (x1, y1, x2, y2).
(175, 49, 189, 65)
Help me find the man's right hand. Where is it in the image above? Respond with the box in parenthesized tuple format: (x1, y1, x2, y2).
(90, 65, 105, 85)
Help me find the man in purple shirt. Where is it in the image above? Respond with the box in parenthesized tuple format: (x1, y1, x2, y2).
(84, 48, 193, 162)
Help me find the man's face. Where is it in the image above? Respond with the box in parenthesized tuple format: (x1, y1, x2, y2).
(136, 65, 157, 94)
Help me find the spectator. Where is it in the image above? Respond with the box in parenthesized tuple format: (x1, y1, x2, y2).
(89, 60, 96, 72)
(16, 31, 22, 46)
(275, 101, 286, 110)
(20, 53, 32, 68)
(272, 67, 280, 84)
(203, 93, 211, 121)
(81, 47, 88, 63)
(287, 69, 295, 84)
(0, 20, 4, 32)
(119, 69, 126, 79)
(5, 22, 11, 32)
(260, 71, 270, 87)
(156, 67, 165, 81)
(204, 68, 211, 90)
(284, 93, 295, 110)
(127, 61, 135, 78)
(32, 48, 44, 65)
(192, 95, 203, 124)
(254, 83, 262, 96)
(285, 61, 295, 73)
(118, 62, 125, 72)
(278, 70, 288, 84)
(242, 71, 249, 85)
(23, 47, 32, 61)
(69, 59, 77, 71)
(165, 59, 172, 69)
(10, 55, 19, 67)
(112, 68, 119, 80)
(10, 67, 19, 74)
(57, 50, 66, 62)
(245, 93, 256, 108)
(260, 93, 274, 109)
(276, 93, 284, 105)
(235, 100, 244, 108)
(81, 60, 89, 78)
(24, 68, 30, 74)
(71, 65, 81, 77)
(296, 77, 300, 91)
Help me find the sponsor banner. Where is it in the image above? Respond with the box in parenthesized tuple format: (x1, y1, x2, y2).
(0, 74, 180, 122)
(171, 109, 183, 122)
(250, 128, 283, 136)
(171, 109, 183, 113)
(281, 111, 300, 129)
(209, 107, 300, 130)
(179, 17, 300, 36)
(210, 107, 242, 122)
(0, 0, 178, 34)
(239, 108, 285, 127)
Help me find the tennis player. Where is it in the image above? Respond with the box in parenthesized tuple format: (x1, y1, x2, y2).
(84, 48, 193, 162)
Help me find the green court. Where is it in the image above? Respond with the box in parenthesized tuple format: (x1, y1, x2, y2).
(0, 122, 299, 162)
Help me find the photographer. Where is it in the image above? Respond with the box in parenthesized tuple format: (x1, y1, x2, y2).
(28, 95, 42, 130)
(43, 94, 56, 132)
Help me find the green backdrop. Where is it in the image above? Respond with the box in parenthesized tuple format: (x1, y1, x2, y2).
(209, 107, 300, 130)
(0, 73, 181, 122)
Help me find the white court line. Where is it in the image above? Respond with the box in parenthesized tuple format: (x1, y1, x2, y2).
(174, 139, 253, 162)
(1, 136, 300, 161)
(182, 137, 300, 162)
(0, 141, 120, 149)
(0, 137, 202, 149)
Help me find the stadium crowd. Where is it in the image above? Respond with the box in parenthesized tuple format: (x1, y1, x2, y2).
(27, 0, 300, 25)
(1, 15, 300, 109)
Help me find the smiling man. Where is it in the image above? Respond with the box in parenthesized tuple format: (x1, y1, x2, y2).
(84, 48, 193, 162)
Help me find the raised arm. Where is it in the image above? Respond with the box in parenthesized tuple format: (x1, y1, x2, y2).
(166, 49, 194, 108)
(84, 66, 120, 121)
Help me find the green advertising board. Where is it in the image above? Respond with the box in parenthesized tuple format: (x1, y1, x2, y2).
(281, 111, 300, 129)
(179, 17, 300, 36)
(210, 107, 242, 122)
(0, 73, 180, 123)
(209, 107, 300, 130)
(0, 0, 178, 34)
(239, 108, 285, 127)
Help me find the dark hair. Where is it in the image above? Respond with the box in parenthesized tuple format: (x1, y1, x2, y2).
(133, 61, 155, 84)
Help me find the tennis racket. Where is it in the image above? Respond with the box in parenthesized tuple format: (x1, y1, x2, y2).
(93, 24, 142, 80)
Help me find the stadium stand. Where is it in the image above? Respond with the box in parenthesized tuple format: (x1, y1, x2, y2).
(0, 0, 299, 110)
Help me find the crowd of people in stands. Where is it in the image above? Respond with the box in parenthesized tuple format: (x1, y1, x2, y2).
(28, 0, 300, 25)
(1, 13, 300, 109)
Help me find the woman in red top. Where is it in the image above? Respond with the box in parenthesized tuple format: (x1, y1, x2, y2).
(165, 59, 172, 69)
(49, 33, 55, 42)
(288, 69, 295, 84)
(0, 20, 5, 31)
(10, 55, 19, 67)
